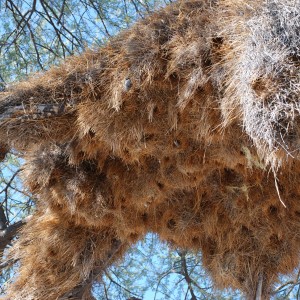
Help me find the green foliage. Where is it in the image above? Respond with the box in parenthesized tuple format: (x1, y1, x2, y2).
(0, 0, 170, 83)
(94, 234, 242, 300)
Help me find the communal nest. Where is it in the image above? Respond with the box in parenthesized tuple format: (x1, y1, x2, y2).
(0, 0, 299, 299)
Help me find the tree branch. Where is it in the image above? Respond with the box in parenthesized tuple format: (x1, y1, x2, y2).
(59, 239, 123, 300)
(178, 250, 197, 300)
(0, 215, 32, 257)
(255, 272, 263, 300)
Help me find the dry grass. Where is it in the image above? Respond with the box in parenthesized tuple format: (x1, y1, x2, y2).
(0, 0, 299, 299)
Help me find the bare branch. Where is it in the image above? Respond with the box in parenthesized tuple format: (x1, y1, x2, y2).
(0, 215, 32, 257)
(178, 251, 197, 300)
(255, 273, 263, 300)
(59, 239, 123, 300)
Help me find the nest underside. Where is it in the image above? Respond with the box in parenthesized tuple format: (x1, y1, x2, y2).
(0, 0, 299, 299)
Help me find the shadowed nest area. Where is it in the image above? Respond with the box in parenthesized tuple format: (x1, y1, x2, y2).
(0, 0, 299, 299)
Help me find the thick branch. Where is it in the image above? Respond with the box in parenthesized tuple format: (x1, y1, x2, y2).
(0, 215, 32, 257)
(0, 204, 7, 231)
(59, 239, 122, 300)
(178, 250, 197, 300)
(0, 94, 75, 122)
(255, 273, 263, 300)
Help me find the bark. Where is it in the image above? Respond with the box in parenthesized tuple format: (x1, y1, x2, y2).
(255, 273, 263, 300)
(0, 204, 32, 259)
(59, 239, 122, 300)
